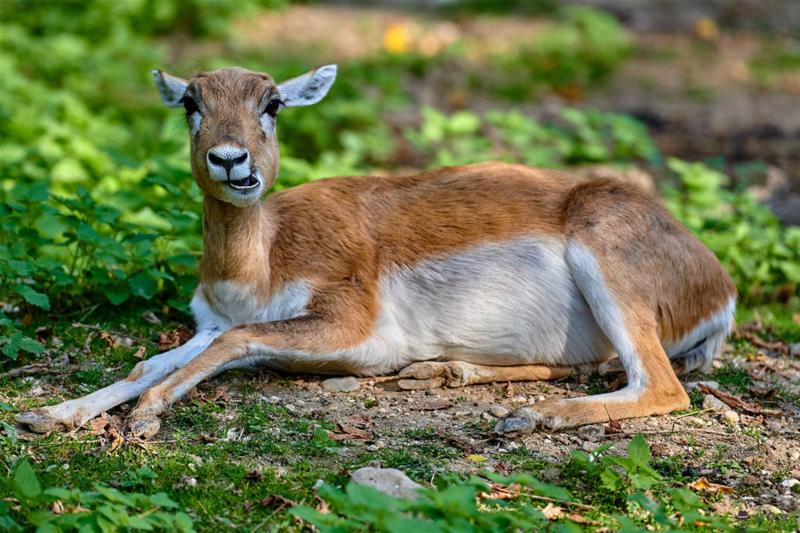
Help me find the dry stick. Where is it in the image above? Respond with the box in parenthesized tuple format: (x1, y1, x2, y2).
(0, 363, 80, 380)
(526, 494, 597, 511)
(604, 428, 736, 439)
(71, 322, 154, 344)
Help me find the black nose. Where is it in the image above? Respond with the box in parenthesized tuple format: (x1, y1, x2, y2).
(208, 152, 248, 174)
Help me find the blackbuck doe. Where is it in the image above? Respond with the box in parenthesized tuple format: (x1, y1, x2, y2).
(18, 65, 736, 439)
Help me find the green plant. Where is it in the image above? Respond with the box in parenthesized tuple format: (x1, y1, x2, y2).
(0, 459, 194, 532)
(293, 435, 752, 532)
(664, 158, 800, 302)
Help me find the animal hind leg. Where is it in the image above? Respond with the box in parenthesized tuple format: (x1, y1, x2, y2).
(396, 360, 580, 390)
(496, 242, 689, 433)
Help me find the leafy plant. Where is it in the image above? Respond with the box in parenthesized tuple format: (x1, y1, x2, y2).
(293, 435, 750, 532)
(664, 158, 800, 301)
(0, 459, 194, 532)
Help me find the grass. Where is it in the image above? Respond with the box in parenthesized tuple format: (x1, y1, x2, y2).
(2, 305, 798, 530)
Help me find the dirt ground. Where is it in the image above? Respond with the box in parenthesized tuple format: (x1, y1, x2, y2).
(137, 331, 800, 517)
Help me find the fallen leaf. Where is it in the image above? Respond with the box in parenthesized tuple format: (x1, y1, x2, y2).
(541, 503, 564, 520)
(505, 381, 514, 399)
(142, 311, 161, 325)
(133, 346, 146, 359)
(478, 482, 521, 501)
(88, 412, 125, 453)
(51, 500, 64, 514)
(792, 313, 800, 326)
(331, 414, 374, 441)
(688, 477, 734, 494)
(158, 328, 194, 350)
(467, 454, 487, 462)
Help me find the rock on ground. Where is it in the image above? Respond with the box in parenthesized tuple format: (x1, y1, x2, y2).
(350, 467, 423, 499)
(321, 376, 360, 393)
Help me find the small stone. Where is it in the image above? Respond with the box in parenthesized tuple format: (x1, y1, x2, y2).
(350, 467, 422, 499)
(489, 405, 510, 418)
(767, 420, 782, 432)
(723, 410, 740, 424)
(702, 394, 727, 412)
(321, 376, 360, 393)
(538, 395, 546, 402)
(577, 424, 604, 442)
(512, 395, 527, 404)
(312, 479, 324, 491)
(685, 380, 720, 391)
(790, 342, 800, 357)
(790, 450, 799, 462)
(760, 504, 782, 515)
(581, 441, 598, 452)
(781, 478, 800, 489)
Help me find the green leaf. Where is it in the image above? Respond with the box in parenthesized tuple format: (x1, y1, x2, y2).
(15, 285, 50, 310)
(627, 434, 650, 466)
(1, 421, 17, 445)
(13, 459, 42, 499)
(128, 272, 158, 300)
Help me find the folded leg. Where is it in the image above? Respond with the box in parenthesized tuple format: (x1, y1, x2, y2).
(396, 360, 578, 390)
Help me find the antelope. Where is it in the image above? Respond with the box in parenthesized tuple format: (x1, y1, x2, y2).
(18, 65, 736, 439)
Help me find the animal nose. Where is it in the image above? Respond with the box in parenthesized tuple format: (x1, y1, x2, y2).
(207, 145, 250, 179)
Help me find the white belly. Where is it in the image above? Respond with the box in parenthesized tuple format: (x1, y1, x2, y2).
(347, 236, 613, 374)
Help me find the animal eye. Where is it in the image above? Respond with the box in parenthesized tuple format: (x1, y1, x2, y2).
(182, 96, 199, 116)
(263, 99, 282, 117)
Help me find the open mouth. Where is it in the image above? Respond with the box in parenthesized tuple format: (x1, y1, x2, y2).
(227, 172, 261, 191)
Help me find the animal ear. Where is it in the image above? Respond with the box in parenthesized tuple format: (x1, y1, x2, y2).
(152, 69, 189, 108)
(277, 65, 337, 107)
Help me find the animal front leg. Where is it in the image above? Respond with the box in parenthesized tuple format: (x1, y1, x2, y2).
(396, 361, 578, 390)
(16, 329, 219, 433)
(128, 316, 353, 439)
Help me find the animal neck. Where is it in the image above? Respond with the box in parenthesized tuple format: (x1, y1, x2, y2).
(200, 195, 274, 291)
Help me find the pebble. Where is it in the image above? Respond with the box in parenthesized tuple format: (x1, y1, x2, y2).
(489, 405, 510, 418)
(790, 342, 800, 357)
(702, 394, 727, 412)
(780, 478, 800, 489)
(685, 380, 720, 391)
(767, 420, 782, 432)
(791, 451, 800, 462)
(321, 376, 360, 393)
(723, 410, 740, 424)
(577, 424, 605, 442)
(581, 441, 598, 452)
(759, 504, 782, 515)
(350, 467, 422, 499)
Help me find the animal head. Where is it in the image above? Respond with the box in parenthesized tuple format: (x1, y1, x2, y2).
(152, 65, 337, 206)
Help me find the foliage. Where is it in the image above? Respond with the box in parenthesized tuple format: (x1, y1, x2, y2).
(293, 434, 750, 532)
(665, 158, 800, 301)
(0, 459, 194, 532)
(406, 106, 657, 168)
(492, 7, 631, 99)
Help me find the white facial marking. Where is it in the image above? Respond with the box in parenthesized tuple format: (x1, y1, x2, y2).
(189, 111, 202, 135)
(206, 144, 251, 182)
(259, 113, 275, 135)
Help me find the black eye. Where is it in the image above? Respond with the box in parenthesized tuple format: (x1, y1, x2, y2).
(264, 99, 282, 117)
(182, 96, 199, 116)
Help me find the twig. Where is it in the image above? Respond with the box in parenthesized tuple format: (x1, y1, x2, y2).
(71, 322, 154, 344)
(698, 383, 782, 416)
(604, 428, 736, 439)
(674, 408, 715, 419)
(527, 494, 596, 511)
(0, 363, 80, 380)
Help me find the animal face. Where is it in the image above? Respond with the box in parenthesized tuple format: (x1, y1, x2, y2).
(153, 65, 337, 206)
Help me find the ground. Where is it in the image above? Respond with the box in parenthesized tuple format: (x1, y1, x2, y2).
(2, 304, 798, 530)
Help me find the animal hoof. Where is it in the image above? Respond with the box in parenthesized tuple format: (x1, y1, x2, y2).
(129, 417, 161, 440)
(16, 410, 62, 434)
(495, 411, 536, 435)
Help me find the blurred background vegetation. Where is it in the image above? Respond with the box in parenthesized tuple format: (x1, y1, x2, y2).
(1, 0, 799, 360)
